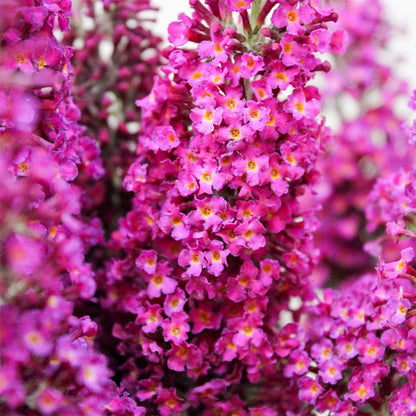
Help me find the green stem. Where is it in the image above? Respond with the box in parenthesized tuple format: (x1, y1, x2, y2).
(250, 0, 263, 27)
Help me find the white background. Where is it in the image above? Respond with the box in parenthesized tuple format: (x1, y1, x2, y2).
(152, 0, 416, 90)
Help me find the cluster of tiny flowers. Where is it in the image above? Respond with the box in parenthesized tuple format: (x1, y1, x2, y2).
(67, 0, 162, 232)
(288, 269, 416, 416)
(362, 103, 416, 280)
(0, 2, 143, 415)
(104, 0, 348, 414)
(314, 0, 416, 284)
(2, 0, 416, 415)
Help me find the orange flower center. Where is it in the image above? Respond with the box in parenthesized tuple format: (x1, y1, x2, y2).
(212, 252, 221, 261)
(287, 11, 298, 22)
(201, 206, 212, 217)
(227, 99, 236, 109)
(247, 160, 257, 171)
(202, 172, 212, 183)
(294, 102, 304, 113)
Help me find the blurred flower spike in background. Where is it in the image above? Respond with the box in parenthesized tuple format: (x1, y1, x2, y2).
(1, 1, 416, 416)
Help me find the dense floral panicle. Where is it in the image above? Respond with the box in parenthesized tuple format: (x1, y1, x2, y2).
(314, 0, 416, 285)
(104, 0, 345, 413)
(367, 169, 416, 241)
(0, 0, 100, 299)
(67, 0, 162, 233)
(285, 270, 416, 416)
(0, 1, 145, 415)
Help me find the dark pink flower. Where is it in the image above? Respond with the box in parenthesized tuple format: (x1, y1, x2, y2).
(147, 265, 177, 299)
(319, 358, 344, 384)
(271, 2, 314, 35)
(345, 373, 375, 403)
(36, 387, 63, 414)
(284, 349, 311, 377)
(225, 0, 254, 12)
(238, 53, 265, 78)
(136, 249, 158, 275)
(162, 312, 190, 346)
(284, 88, 320, 120)
(190, 106, 223, 134)
(297, 376, 323, 405)
(6, 234, 45, 276)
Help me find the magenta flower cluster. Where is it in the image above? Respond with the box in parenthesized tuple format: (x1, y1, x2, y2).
(66, 0, 162, 232)
(315, 0, 416, 284)
(108, 0, 346, 413)
(1, 0, 416, 416)
(0, 1, 144, 415)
